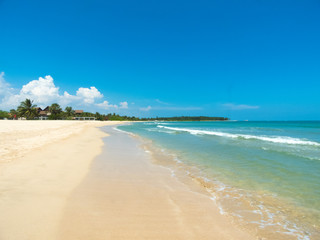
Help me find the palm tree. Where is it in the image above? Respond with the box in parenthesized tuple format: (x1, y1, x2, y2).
(95, 112, 104, 121)
(65, 106, 74, 117)
(17, 99, 38, 120)
(49, 103, 62, 120)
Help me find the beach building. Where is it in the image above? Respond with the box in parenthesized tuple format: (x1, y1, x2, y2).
(74, 116, 96, 120)
(42, 106, 50, 112)
(74, 110, 84, 115)
(73, 110, 96, 120)
(39, 111, 49, 120)
(36, 106, 50, 120)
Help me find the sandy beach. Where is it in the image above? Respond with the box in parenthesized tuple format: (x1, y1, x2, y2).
(0, 120, 120, 240)
(0, 120, 255, 240)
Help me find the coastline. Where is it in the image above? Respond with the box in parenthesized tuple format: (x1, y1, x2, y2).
(1, 120, 317, 239)
(138, 137, 312, 240)
(58, 126, 255, 239)
(4, 121, 310, 240)
(118, 121, 320, 240)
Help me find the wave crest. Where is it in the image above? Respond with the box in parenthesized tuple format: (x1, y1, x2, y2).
(157, 126, 320, 146)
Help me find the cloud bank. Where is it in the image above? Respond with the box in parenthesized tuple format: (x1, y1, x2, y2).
(0, 73, 127, 112)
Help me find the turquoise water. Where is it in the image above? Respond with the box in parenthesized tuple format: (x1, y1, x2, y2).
(118, 121, 320, 239)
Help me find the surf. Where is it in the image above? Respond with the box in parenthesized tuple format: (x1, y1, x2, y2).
(157, 125, 320, 146)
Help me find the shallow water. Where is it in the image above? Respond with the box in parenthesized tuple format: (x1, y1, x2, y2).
(118, 121, 320, 239)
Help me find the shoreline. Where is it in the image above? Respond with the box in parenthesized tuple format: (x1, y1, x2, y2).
(2, 121, 312, 239)
(141, 139, 312, 240)
(116, 123, 319, 240)
(58, 126, 255, 239)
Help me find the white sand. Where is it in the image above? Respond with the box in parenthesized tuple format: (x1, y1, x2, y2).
(0, 120, 121, 240)
(0, 120, 116, 163)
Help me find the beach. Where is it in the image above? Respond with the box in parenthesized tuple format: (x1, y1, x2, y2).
(1, 0, 318, 239)
(0, 121, 255, 240)
(0, 120, 118, 239)
(119, 121, 320, 240)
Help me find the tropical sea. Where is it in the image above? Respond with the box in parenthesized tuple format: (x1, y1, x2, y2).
(117, 121, 320, 240)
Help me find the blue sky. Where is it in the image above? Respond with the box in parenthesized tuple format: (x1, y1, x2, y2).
(0, 0, 319, 120)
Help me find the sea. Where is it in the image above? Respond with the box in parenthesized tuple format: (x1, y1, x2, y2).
(117, 121, 320, 239)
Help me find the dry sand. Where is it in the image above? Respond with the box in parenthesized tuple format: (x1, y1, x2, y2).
(0, 120, 255, 240)
(0, 120, 116, 163)
(0, 120, 120, 240)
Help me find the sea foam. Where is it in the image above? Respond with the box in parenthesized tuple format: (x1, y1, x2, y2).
(157, 126, 320, 146)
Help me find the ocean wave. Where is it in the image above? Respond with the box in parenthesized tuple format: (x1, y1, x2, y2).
(143, 122, 156, 125)
(157, 126, 320, 146)
(113, 127, 136, 136)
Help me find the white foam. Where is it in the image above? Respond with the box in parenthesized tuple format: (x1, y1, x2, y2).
(157, 122, 170, 125)
(113, 127, 135, 136)
(157, 126, 320, 146)
(209, 195, 225, 215)
(143, 122, 155, 125)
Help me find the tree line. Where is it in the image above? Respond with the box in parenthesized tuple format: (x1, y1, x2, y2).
(0, 98, 229, 121)
(140, 116, 229, 121)
(0, 99, 138, 121)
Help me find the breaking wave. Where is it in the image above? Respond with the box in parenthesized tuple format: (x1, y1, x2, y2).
(157, 126, 320, 146)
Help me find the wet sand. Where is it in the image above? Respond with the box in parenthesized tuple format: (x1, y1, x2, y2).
(59, 126, 255, 239)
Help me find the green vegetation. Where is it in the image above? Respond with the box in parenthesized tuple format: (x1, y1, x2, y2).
(49, 103, 62, 120)
(10, 109, 18, 118)
(105, 113, 139, 121)
(1, 98, 229, 121)
(140, 116, 229, 121)
(64, 106, 74, 117)
(17, 99, 38, 120)
(0, 110, 10, 119)
(95, 112, 104, 121)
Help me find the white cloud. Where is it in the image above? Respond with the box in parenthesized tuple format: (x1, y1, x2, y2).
(20, 75, 60, 103)
(0, 73, 127, 112)
(76, 87, 103, 104)
(119, 101, 128, 109)
(0, 72, 13, 97)
(96, 101, 129, 110)
(96, 101, 118, 109)
(0, 75, 60, 109)
(222, 103, 260, 110)
(140, 106, 152, 111)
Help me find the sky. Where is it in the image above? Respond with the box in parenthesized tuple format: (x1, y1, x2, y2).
(0, 0, 319, 120)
